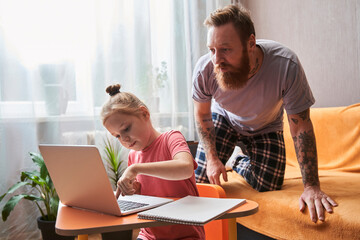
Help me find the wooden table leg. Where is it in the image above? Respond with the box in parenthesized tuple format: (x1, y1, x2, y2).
(228, 218, 237, 240)
(77, 235, 88, 240)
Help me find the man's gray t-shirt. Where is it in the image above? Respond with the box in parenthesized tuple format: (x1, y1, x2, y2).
(192, 39, 315, 136)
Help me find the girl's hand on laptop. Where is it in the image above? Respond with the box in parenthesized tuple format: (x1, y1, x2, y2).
(116, 165, 138, 196)
(133, 180, 141, 194)
(115, 179, 140, 198)
(115, 187, 122, 198)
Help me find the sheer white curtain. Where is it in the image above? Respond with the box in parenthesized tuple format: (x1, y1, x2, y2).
(0, 0, 230, 239)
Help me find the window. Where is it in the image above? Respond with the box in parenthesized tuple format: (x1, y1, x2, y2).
(0, 0, 196, 118)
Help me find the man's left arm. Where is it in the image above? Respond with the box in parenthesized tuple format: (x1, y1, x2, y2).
(287, 108, 338, 223)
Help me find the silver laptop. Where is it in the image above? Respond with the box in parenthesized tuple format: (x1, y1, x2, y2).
(39, 144, 173, 216)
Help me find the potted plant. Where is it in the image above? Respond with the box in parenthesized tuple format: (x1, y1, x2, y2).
(145, 61, 168, 112)
(0, 152, 73, 240)
(102, 136, 125, 190)
(101, 136, 130, 240)
(152, 61, 168, 95)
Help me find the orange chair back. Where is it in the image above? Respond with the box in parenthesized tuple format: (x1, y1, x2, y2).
(196, 183, 229, 240)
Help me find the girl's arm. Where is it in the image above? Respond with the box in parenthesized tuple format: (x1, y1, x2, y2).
(116, 151, 194, 197)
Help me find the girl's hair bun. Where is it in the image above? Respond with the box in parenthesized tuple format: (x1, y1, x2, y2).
(106, 84, 121, 96)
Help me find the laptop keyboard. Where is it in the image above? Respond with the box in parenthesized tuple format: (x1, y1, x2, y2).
(117, 199, 149, 212)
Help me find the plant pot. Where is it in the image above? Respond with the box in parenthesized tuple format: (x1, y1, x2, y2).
(37, 216, 74, 240)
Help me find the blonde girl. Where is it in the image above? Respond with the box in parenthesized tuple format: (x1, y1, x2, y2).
(101, 84, 205, 240)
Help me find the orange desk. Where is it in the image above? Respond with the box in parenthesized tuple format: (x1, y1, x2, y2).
(56, 200, 258, 238)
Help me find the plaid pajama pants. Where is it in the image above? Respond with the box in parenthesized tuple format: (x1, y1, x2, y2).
(194, 113, 286, 192)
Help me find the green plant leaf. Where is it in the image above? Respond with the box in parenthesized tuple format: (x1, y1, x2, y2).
(29, 152, 44, 168)
(0, 182, 30, 202)
(2, 194, 43, 221)
(21, 171, 46, 186)
(29, 152, 49, 180)
(116, 160, 122, 170)
(103, 136, 125, 188)
(110, 176, 117, 184)
(21, 170, 39, 181)
(40, 163, 49, 180)
(48, 197, 59, 221)
(1, 152, 60, 222)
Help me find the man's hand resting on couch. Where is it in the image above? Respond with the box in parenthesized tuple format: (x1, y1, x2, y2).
(288, 109, 338, 223)
(299, 185, 338, 223)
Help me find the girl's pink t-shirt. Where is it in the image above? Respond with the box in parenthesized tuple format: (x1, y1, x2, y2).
(128, 130, 205, 240)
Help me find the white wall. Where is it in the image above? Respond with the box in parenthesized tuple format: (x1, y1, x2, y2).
(241, 0, 360, 107)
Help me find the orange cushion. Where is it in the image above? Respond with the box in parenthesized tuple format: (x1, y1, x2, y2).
(223, 169, 360, 240)
(222, 103, 360, 239)
(284, 103, 360, 172)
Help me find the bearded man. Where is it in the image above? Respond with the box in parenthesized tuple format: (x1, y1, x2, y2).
(192, 4, 337, 223)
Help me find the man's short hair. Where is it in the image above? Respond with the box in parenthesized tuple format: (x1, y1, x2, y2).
(204, 4, 255, 45)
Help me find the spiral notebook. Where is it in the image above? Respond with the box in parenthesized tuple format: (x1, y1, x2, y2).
(137, 195, 246, 226)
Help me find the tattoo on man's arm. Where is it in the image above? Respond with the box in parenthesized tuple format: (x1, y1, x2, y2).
(292, 129, 319, 186)
(202, 118, 213, 123)
(291, 118, 299, 125)
(298, 109, 310, 121)
(195, 120, 217, 158)
(290, 109, 310, 125)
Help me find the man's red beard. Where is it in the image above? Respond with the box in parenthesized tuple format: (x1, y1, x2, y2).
(214, 50, 251, 91)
